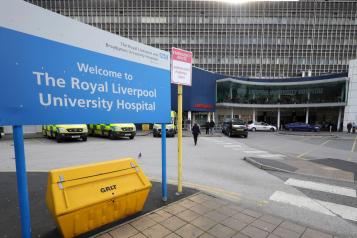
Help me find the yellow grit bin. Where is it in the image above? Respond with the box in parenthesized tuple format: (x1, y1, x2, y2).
(46, 158, 152, 238)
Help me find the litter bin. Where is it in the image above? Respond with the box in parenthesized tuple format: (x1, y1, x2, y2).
(46, 158, 152, 238)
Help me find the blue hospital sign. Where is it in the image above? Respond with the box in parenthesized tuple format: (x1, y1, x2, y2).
(0, 0, 171, 125)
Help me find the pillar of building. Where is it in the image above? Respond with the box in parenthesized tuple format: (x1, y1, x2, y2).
(337, 107, 342, 131)
(305, 108, 309, 124)
(252, 108, 256, 123)
(208, 112, 211, 122)
(230, 84, 233, 101)
(188, 111, 192, 120)
(231, 107, 234, 119)
(212, 112, 216, 122)
(277, 108, 281, 130)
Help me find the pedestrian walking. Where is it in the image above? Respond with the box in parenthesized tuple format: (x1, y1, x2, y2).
(205, 121, 210, 134)
(209, 120, 215, 134)
(192, 123, 201, 146)
(347, 122, 352, 133)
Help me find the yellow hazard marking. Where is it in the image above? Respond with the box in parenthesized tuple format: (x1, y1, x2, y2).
(150, 177, 269, 206)
(297, 140, 330, 159)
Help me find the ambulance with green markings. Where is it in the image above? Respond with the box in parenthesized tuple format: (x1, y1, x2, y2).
(42, 124, 88, 142)
(88, 123, 136, 139)
(153, 111, 177, 137)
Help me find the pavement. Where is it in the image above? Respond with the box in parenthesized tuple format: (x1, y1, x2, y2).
(94, 192, 340, 238)
(0, 172, 198, 238)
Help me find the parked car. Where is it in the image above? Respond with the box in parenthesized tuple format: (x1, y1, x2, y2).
(42, 124, 88, 142)
(153, 123, 176, 137)
(153, 111, 177, 137)
(285, 122, 320, 132)
(248, 122, 277, 132)
(222, 119, 248, 138)
(88, 123, 136, 139)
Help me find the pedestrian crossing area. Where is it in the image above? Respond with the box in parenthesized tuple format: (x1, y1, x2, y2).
(201, 137, 357, 223)
(270, 177, 357, 222)
(203, 137, 285, 159)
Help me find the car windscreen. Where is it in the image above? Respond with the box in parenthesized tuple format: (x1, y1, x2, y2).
(231, 120, 245, 125)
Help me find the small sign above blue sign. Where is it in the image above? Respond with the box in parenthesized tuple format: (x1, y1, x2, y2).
(0, 0, 171, 125)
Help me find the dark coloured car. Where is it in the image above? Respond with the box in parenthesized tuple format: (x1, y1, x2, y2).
(222, 119, 248, 138)
(285, 122, 320, 132)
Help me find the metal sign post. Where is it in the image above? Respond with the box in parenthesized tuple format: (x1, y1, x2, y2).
(177, 85, 183, 193)
(161, 123, 167, 201)
(171, 47, 192, 195)
(13, 125, 31, 238)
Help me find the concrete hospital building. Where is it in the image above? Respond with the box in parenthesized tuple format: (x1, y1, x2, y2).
(2, 0, 357, 134)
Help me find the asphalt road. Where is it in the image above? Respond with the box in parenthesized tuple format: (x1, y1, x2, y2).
(1, 132, 357, 237)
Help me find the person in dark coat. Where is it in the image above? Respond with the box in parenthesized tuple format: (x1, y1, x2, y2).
(205, 121, 210, 134)
(192, 123, 201, 146)
(347, 122, 352, 133)
(209, 120, 215, 134)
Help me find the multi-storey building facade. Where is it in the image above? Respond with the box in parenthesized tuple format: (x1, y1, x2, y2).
(2, 0, 355, 136)
(28, 0, 357, 78)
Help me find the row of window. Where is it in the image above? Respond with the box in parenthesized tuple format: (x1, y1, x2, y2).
(70, 16, 357, 25)
(217, 81, 346, 105)
(132, 36, 357, 46)
(193, 58, 350, 65)
(28, 0, 357, 78)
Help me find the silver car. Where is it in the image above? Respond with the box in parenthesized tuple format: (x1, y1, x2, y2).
(248, 122, 277, 132)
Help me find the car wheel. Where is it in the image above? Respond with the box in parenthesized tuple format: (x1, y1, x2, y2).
(270, 128, 275, 132)
(82, 136, 87, 142)
(109, 131, 115, 140)
(228, 131, 232, 137)
(244, 134, 248, 138)
(129, 135, 135, 140)
(252, 128, 256, 132)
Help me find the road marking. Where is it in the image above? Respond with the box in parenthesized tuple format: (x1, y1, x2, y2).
(348, 135, 357, 161)
(149, 177, 269, 205)
(297, 140, 330, 159)
(269, 191, 335, 216)
(223, 144, 242, 148)
(270, 191, 357, 222)
(243, 150, 267, 154)
(258, 154, 285, 159)
(285, 178, 356, 198)
(216, 142, 232, 145)
(318, 200, 357, 222)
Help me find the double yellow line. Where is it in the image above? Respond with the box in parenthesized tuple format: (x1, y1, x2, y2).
(297, 139, 331, 159)
(149, 177, 269, 206)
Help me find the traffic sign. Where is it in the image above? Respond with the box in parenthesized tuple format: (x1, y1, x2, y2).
(171, 47, 192, 86)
